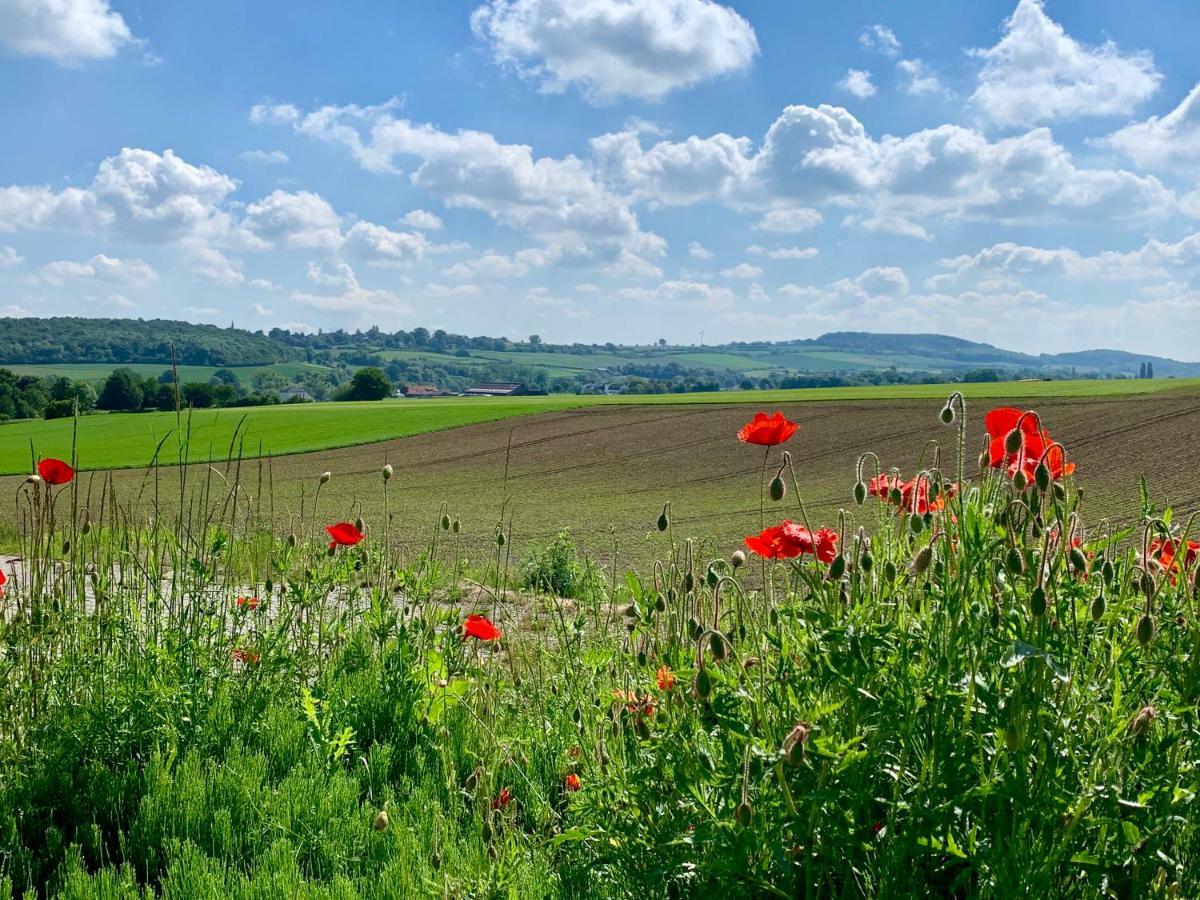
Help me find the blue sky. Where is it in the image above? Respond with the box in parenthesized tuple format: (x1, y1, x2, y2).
(3, 0, 1200, 358)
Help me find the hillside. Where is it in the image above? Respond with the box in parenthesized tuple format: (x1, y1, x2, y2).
(2, 318, 1198, 385)
(0, 317, 297, 366)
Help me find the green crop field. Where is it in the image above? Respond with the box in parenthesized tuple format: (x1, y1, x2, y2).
(4, 377, 1196, 476)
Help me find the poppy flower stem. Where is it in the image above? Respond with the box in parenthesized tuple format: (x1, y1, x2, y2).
(782, 454, 814, 536)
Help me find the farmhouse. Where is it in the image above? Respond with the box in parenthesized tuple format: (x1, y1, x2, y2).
(399, 384, 452, 398)
(463, 382, 547, 397)
(277, 386, 312, 402)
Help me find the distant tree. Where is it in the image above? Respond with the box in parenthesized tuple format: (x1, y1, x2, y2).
(528, 334, 543, 349)
(182, 382, 219, 408)
(657, 338, 667, 348)
(211, 368, 241, 388)
(97, 368, 144, 412)
(341, 367, 392, 401)
(1147, 361, 1154, 379)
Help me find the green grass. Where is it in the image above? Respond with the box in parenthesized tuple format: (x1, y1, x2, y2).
(5, 377, 1195, 476)
(2, 398, 1198, 897)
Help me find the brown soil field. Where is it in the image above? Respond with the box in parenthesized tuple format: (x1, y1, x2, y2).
(4, 393, 1198, 567)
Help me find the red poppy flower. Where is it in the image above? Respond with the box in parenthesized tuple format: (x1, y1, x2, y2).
(491, 787, 511, 810)
(737, 411, 798, 446)
(0, 569, 6, 596)
(325, 522, 364, 549)
(232, 648, 260, 664)
(463, 614, 502, 641)
(867, 473, 903, 500)
(744, 521, 839, 562)
(869, 473, 953, 516)
(236, 595, 260, 610)
(564, 773, 581, 792)
(1149, 538, 1200, 577)
(984, 408, 1075, 485)
(656, 665, 676, 691)
(37, 458, 74, 486)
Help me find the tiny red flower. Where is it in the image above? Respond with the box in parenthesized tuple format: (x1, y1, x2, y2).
(564, 773, 581, 792)
(37, 458, 74, 486)
(737, 411, 799, 446)
(491, 787, 511, 809)
(236, 595, 260, 610)
(232, 647, 260, 664)
(463, 614, 502, 641)
(0, 569, 6, 596)
(656, 665, 676, 691)
(745, 521, 838, 562)
(325, 522, 364, 549)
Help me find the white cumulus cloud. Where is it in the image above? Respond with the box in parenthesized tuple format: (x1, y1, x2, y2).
(838, 69, 876, 99)
(0, 0, 135, 64)
(469, 0, 759, 103)
(970, 0, 1161, 128)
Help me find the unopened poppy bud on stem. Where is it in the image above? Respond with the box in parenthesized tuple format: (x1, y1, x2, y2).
(382, 464, 393, 481)
(657, 503, 670, 532)
(730, 549, 746, 569)
(319, 471, 331, 485)
(769, 474, 786, 502)
(1136, 613, 1155, 646)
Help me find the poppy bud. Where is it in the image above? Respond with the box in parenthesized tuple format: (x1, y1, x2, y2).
(890, 487, 903, 506)
(1136, 614, 1154, 646)
(1140, 571, 1155, 600)
(694, 666, 712, 701)
(783, 723, 810, 767)
(1069, 548, 1088, 574)
(828, 556, 845, 580)
(1053, 483, 1066, 501)
(683, 571, 694, 593)
(654, 592, 666, 612)
(978, 450, 989, 469)
(441, 514, 451, 531)
(1101, 559, 1115, 585)
(319, 471, 331, 485)
(688, 617, 702, 641)
(287, 533, 297, 548)
(853, 481, 867, 506)
(373, 810, 389, 831)
(431, 851, 442, 870)
(909, 514, 924, 535)
(1034, 462, 1051, 493)
(884, 560, 897, 582)
(61, 540, 70, 554)
(636, 650, 647, 667)
(1130, 705, 1155, 736)
(940, 404, 955, 425)
(355, 517, 365, 533)
(382, 464, 393, 481)
(657, 504, 670, 532)
(496, 531, 506, 548)
(1090, 594, 1105, 622)
(769, 475, 785, 502)
(706, 564, 719, 588)
(735, 800, 753, 828)
(622, 602, 641, 619)
(481, 818, 493, 844)
(1004, 429, 1023, 455)
(26, 474, 43, 485)
(731, 550, 746, 569)
(453, 519, 462, 534)
(912, 546, 933, 576)
(1006, 547, 1025, 576)
(768, 607, 779, 628)
(1012, 470, 1028, 492)
(860, 552, 873, 573)
(709, 632, 728, 661)
(1030, 586, 1046, 617)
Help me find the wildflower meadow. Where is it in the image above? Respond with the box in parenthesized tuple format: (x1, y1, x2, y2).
(1, 396, 1197, 898)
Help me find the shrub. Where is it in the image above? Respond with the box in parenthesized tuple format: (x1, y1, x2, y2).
(517, 529, 602, 598)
